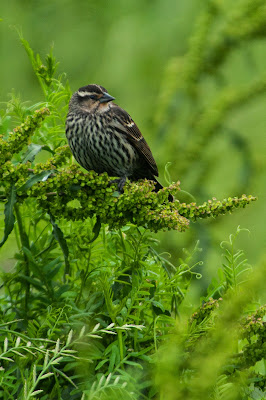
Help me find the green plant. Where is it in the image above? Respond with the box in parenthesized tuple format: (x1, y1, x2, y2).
(0, 11, 265, 398)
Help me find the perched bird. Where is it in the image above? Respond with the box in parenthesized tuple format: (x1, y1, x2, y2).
(66, 84, 173, 201)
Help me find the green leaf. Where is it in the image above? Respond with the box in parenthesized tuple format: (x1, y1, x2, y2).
(16, 275, 45, 291)
(0, 115, 11, 135)
(152, 300, 165, 312)
(123, 360, 143, 369)
(18, 170, 54, 192)
(108, 345, 118, 373)
(22, 246, 38, 265)
(22, 143, 54, 163)
(49, 214, 70, 276)
(175, 190, 196, 203)
(60, 291, 78, 298)
(30, 390, 43, 396)
(19, 36, 37, 69)
(0, 185, 16, 248)
(44, 259, 62, 279)
(95, 359, 109, 370)
(88, 216, 101, 244)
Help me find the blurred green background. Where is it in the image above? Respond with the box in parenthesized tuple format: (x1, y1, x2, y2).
(1, 0, 266, 286)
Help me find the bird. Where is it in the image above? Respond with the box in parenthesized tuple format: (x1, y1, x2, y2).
(65, 84, 173, 201)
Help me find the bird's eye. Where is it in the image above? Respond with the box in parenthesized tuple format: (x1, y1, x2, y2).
(89, 94, 97, 100)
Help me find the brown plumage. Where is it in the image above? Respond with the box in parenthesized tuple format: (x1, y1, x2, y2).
(66, 84, 172, 200)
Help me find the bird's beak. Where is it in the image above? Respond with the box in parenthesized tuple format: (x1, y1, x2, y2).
(99, 92, 115, 103)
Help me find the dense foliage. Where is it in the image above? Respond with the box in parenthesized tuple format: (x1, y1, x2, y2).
(0, 1, 266, 399)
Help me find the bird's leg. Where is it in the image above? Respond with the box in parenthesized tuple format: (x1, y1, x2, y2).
(108, 176, 127, 193)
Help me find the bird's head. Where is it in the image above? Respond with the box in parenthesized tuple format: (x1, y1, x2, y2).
(69, 84, 115, 113)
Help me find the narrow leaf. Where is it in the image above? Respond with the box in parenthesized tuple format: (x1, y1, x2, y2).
(114, 376, 120, 385)
(20, 36, 37, 70)
(39, 372, 54, 380)
(52, 367, 78, 388)
(88, 216, 101, 244)
(98, 375, 105, 389)
(92, 323, 100, 332)
(18, 170, 54, 192)
(30, 390, 43, 396)
(22, 144, 43, 163)
(43, 257, 62, 273)
(95, 359, 108, 371)
(49, 213, 70, 276)
(22, 143, 54, 163)
(51, 356, 63, 365)
(44, 350, 49, 368)
(60, 349, 77, 354)
(17, 275, 45, 291)
(0, 185, 16, 248)
(106, 373, 112, 385)
(11, 350, 25, 357)
(123, 360, 143, 368)
(33, 364, 36, 383)
(86, 334, 103, 339)
(0, 357, 13, 362)
(54, 338, 60, 354)
(66, 329, 73, 346)
(106, 323, 115, 330)
(79, 326, 86, 338)
(4, 337, 8, 352)
(99, 330, 116, 335)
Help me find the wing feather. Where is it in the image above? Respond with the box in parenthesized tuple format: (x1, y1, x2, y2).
(110, 106, 159, 176)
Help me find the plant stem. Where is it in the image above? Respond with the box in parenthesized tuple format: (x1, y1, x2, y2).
(14, 203, 30, 319)
(117, 330, 124, 370)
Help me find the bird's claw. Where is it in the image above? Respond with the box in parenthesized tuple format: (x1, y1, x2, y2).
(108, 177, 127, 193)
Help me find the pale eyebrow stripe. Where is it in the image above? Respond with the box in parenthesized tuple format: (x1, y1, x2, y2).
(78, 91, 92, 97)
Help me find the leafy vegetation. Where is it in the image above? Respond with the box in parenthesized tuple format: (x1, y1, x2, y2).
(0, 1, 266, 398)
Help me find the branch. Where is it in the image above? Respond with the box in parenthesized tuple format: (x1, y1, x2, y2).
(0, 108, 257, 234)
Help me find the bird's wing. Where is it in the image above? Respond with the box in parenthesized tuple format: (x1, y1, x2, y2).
(110, 106, 159, 176)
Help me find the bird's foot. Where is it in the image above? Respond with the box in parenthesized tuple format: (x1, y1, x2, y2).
(108, 177, 127, 193)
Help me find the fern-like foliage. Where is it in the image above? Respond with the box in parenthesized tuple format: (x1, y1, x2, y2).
(0, 4, 265, 398)
(207, 227, 252, 298)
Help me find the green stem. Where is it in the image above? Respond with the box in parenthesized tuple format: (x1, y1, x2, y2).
(14, 203, 30, 319)
(117, 330, 124, 370)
